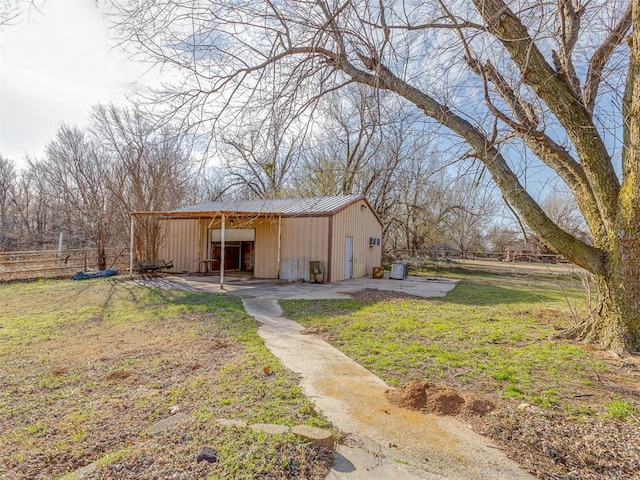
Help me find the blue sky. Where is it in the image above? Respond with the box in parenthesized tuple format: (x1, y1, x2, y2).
(0, 0, 147, 166)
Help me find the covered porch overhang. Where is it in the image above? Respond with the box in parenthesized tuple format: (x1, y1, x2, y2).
(130, 210, 283, 289)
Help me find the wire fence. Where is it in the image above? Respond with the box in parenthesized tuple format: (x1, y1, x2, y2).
(1, 245, 577, 283)
(0, 247, 130, 282)
(384, 248, 578, 276)
(385, 248, 568, 263)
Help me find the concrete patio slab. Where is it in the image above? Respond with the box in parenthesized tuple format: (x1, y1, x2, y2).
(132, 273, 458, 300)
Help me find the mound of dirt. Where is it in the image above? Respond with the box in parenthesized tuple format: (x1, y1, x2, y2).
(386, 381, 494, 417)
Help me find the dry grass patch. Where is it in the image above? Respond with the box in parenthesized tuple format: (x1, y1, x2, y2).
(0, 279, 331, 480)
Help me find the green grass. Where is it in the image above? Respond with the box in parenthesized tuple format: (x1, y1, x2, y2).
(0, 278, 330, 479)
(280, 269, 620, 413)
(605, 399, 638, 421)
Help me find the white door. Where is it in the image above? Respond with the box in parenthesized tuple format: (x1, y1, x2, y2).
(344, 236, 353, 280)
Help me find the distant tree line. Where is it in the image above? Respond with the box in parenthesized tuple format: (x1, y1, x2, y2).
(0, 91, 586, 269)
(0, 104, 198, 269)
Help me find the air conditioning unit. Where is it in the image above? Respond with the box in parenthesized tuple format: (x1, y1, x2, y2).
(390, 262, 406, 280)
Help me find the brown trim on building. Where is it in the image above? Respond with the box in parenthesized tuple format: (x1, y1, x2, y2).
(327, 215, 333, 283)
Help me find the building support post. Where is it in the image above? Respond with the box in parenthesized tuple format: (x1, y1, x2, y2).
(129, 215, 135, 278)
(276, 215, 282, 279)
(57, 232, 63, 266)
(220, 212, 225, 289)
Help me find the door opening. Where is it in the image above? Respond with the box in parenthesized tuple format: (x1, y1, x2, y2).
(210, 241, 253, 272)
(344, 236, 353, 280)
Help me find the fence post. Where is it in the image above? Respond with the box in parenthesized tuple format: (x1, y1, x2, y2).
(57, 232, 63, 266)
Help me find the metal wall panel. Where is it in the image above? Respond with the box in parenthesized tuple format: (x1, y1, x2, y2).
(330, 199, 383, 282)
(158, 219, 199, 272)
(156, 199, 381, 282)
(253, 218, 279, 278)
(279, 217, 329, 281)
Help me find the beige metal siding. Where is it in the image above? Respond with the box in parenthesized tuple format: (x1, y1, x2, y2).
(253, 218, 279, 278)
(154, 197, 381, 282)
(280, 217, 329, 281)
(158, 219, 199, 272)
(330, 199, 383, 281)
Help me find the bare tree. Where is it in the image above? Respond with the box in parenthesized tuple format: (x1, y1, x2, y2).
(292, 86, 438, 232)
(0, 0, 35, 25)
(219, 116, 303, 199)
(39, 124, 115, 270)
(308, 86, 384, 196)
(484, 223, 524, 254)
(387, 159, 447, 252)
(443, 176, 498, 257)
(192, 165, 237, 202)
(541, 190, 589, 242)
(11, 160, 54, 248)
(114, 0, 639, 352)
(0, 154, 17, 236)
(90, 103, 197, 260)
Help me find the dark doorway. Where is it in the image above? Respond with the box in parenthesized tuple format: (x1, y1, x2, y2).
(241, 242, 253, 272)
(211, 242, 253, 272)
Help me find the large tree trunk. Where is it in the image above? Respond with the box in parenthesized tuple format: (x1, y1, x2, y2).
(563, 238, 640, 353)
(576, 3, 640, 353)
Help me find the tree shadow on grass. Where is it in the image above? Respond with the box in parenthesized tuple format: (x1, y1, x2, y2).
(145, 287, 244, 310)
(94, 280, 248, 327)
(281, 281, 559, 320)
(442, 280, 559, 306)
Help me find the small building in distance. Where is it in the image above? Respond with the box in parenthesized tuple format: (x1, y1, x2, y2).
(131, 194, 383, 283)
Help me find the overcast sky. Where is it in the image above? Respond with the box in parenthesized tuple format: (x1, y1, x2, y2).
(0, 0, 149, 167)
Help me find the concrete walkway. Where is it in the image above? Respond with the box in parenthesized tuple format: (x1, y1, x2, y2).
(243, 298, 534, 480)
(134, 274, 533, 478)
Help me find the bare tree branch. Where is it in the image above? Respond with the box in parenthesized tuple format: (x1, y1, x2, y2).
(583, 3, 632, 112)
(473, 0, 620, 238)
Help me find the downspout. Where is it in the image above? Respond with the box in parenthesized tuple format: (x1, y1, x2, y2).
(276, 215, 282, 279)
(220, 212, 225, 289)
(129, 215, 135, 278)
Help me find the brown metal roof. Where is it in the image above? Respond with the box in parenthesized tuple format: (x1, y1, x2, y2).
(176, 195, 361, 215)
(132, 195, 375, 218)
(131, 194, 383, 227)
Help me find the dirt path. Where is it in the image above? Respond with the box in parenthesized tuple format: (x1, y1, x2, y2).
(243, 298, 534, 480)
